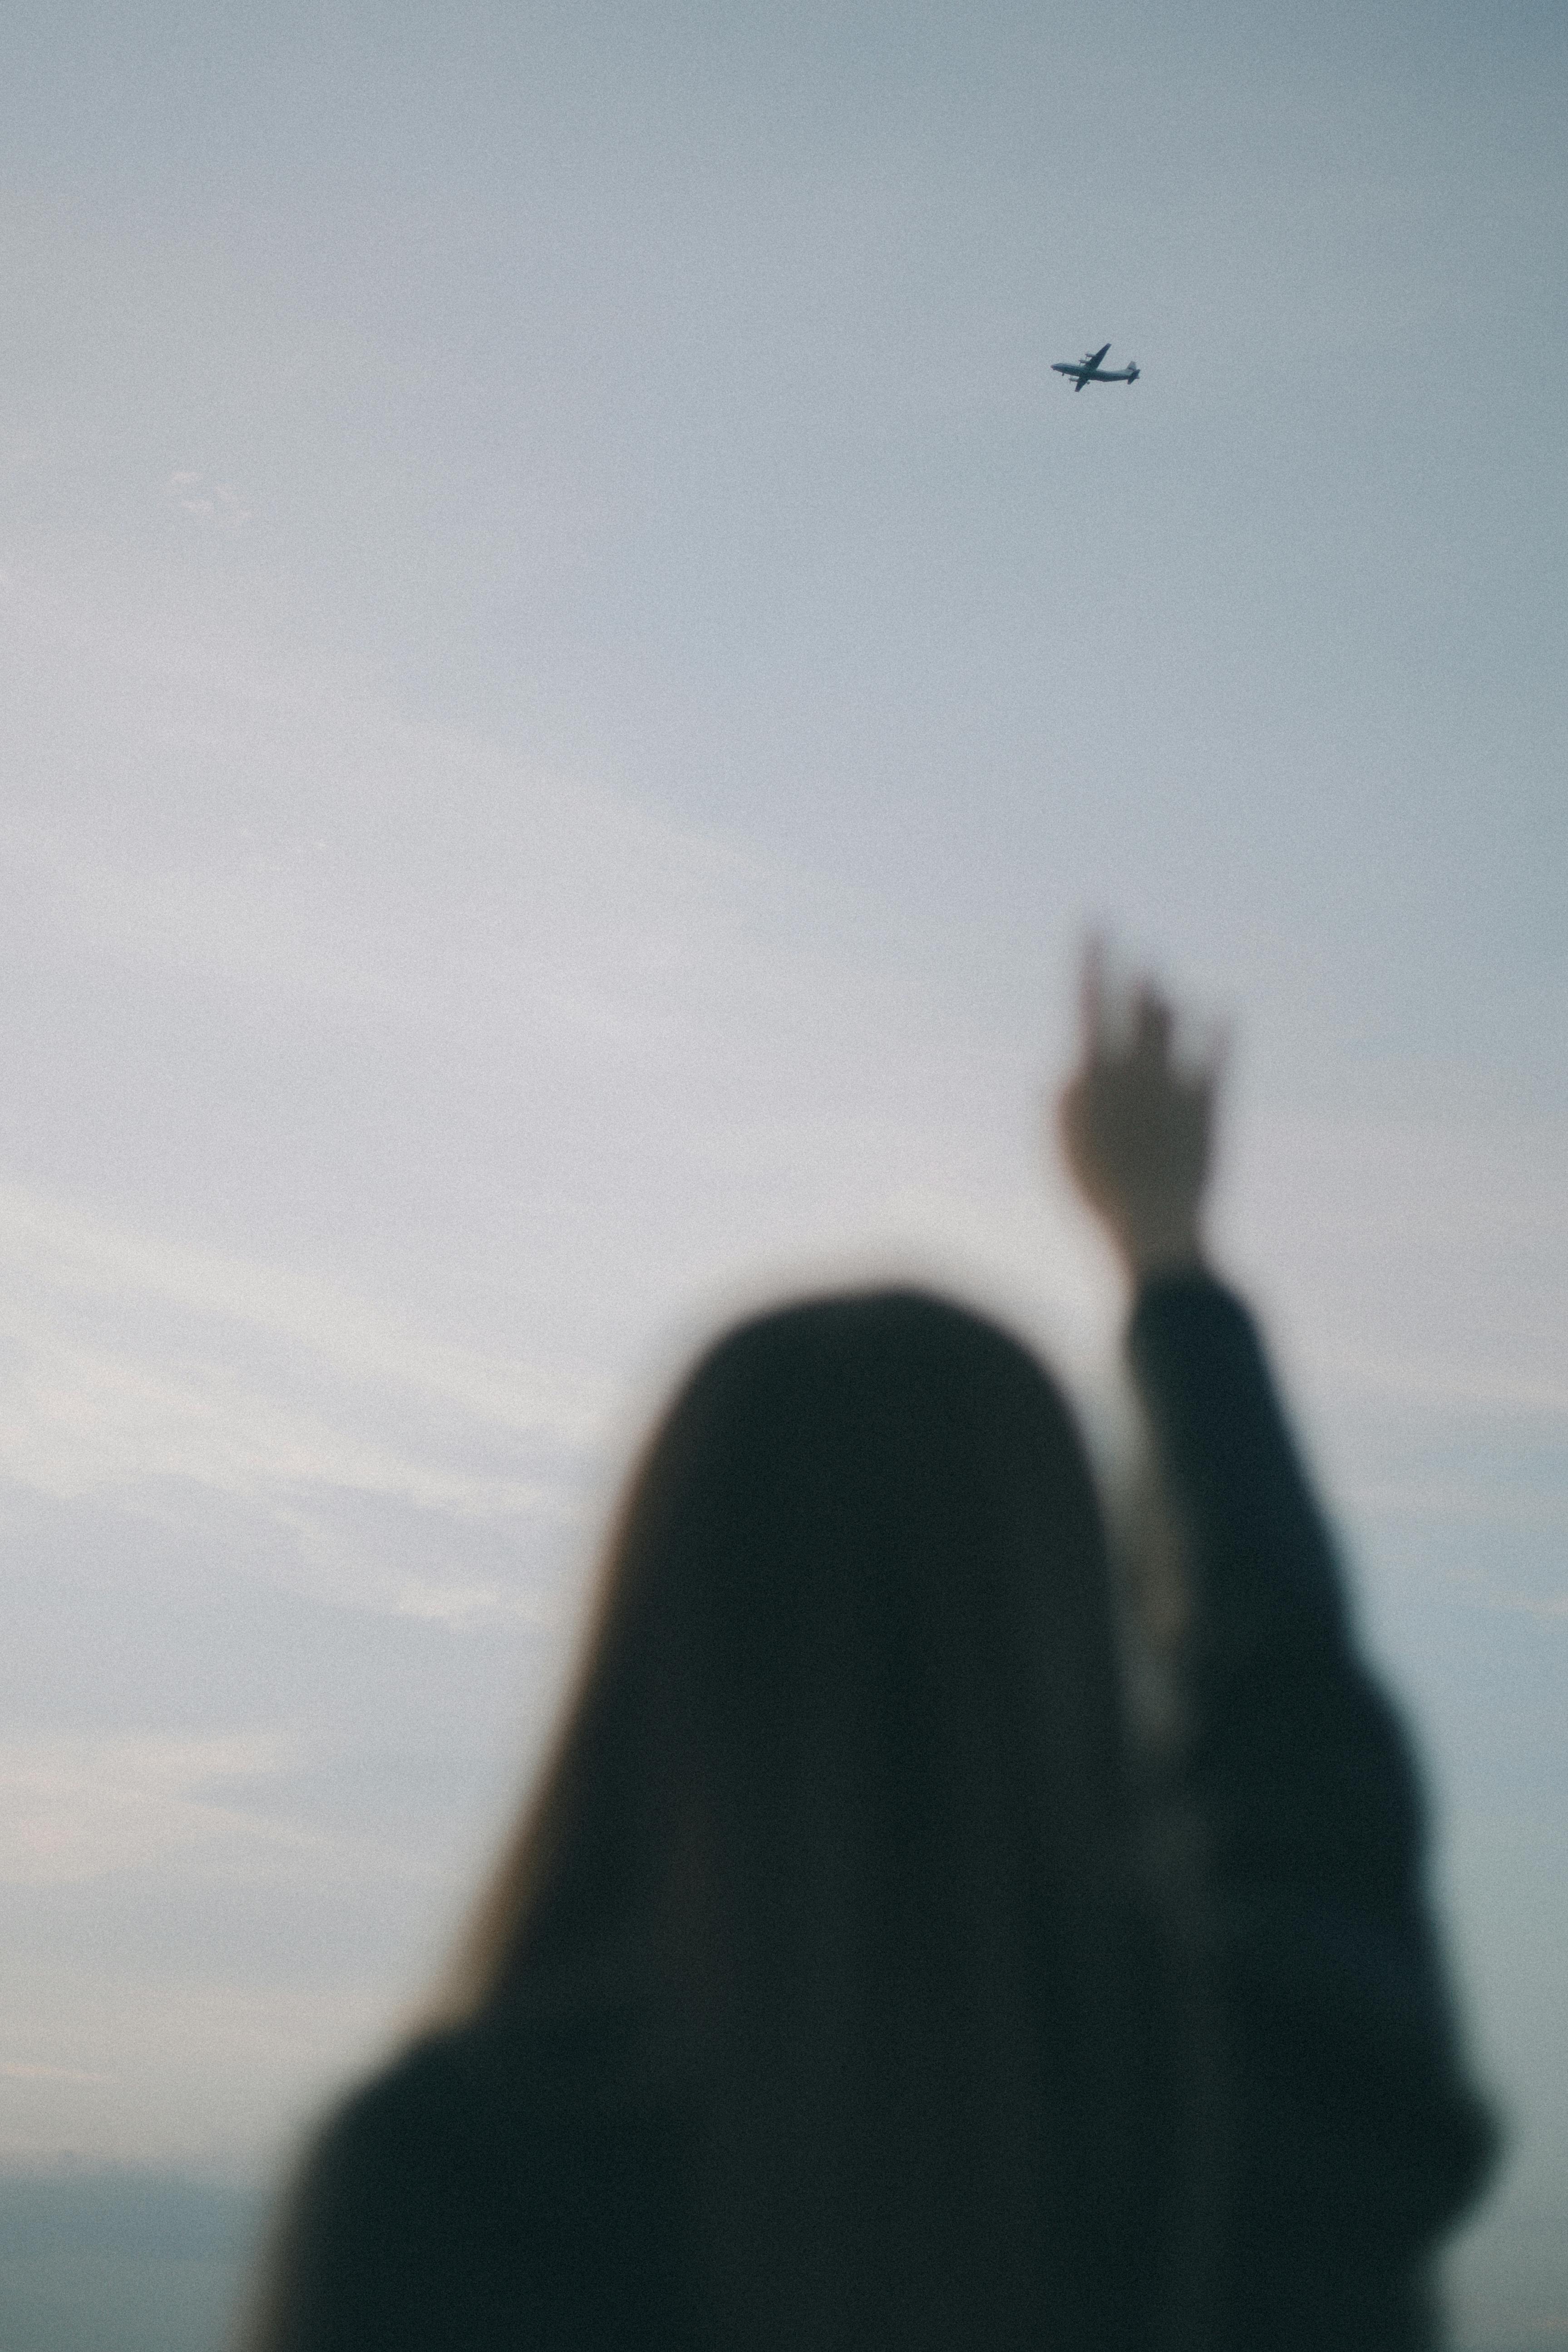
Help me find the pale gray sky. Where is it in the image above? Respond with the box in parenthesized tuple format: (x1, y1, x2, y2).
(1, 5, 1564, 2347)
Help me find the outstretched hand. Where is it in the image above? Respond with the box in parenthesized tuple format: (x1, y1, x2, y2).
(1056, 942, 1220, 1285)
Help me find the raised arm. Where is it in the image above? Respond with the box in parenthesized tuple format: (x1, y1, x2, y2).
(1056, 947, 1495, 2348)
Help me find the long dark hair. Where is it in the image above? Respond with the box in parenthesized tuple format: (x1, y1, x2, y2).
(446, 1289, 1203, 2350)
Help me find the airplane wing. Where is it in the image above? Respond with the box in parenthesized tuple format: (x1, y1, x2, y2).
(1052, 344, 1112, 389)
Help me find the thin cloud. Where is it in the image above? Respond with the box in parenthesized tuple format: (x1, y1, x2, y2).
(0, 2063, 118, 2084)
(1310, 1348, 1568, 1424)
(0, 1730, 314, 1887)
(164, 472, 252, 528)
(1446, 1585, 1568, 1624)
(0, 1182, 605, 1450)
(1346, 1482, 1568, 1538)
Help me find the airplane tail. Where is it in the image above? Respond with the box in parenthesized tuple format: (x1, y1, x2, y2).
(1127, 362, 1140, 382)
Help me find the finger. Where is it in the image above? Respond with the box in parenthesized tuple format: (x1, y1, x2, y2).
(1079, 934, 1108, 1055)
(1178, 1012, 1228, 1105)
(1054, 1079, 1077, 1164)
(1132, 985, 1173, 1065)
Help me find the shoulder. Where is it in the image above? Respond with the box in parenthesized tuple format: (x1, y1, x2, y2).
(302, 2007, 645, 2231)
(260, 2009, 689, 2352)
(307, 2029, 470, 2206)
(251, 2039, 465, 2350)
(268, 2031, 505, 2344)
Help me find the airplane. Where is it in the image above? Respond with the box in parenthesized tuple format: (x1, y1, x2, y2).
(1052, 342, 1140, 390)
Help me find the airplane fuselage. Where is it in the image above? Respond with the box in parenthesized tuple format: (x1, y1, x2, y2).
(1052, 344, 1140, 390)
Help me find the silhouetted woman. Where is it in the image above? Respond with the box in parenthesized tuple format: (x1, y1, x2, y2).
(248, 957, 1494, 2352)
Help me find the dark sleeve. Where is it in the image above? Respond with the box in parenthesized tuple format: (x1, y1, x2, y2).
(1128, 1272, 1497, 2347)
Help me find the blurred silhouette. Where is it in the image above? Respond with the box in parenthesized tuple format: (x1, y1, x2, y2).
(246, 950, 1494, 2352)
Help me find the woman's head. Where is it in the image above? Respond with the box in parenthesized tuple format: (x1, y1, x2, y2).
(465, 1291, 1126, 1996)
(450, 1289, 1168, 2349)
